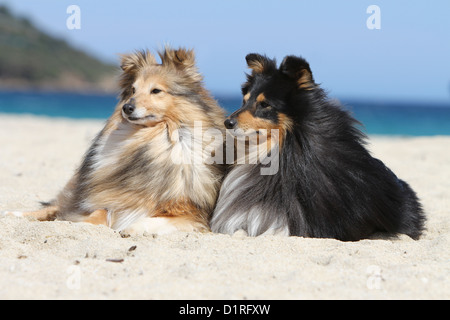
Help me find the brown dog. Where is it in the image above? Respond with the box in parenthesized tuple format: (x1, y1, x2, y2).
(5, 47, 226, 235)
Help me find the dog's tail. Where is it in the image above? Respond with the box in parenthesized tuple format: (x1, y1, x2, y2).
(398, 180, 426, 240)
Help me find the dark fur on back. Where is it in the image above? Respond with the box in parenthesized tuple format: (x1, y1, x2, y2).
(210, 54, 425, 240)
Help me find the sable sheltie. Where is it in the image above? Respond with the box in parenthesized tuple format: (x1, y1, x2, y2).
(8, 47, 226, 235)
(210, 53, 425, 241)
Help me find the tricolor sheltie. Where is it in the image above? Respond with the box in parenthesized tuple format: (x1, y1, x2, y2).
(10, 47, 226, 235)
(210, 53, 425, 241)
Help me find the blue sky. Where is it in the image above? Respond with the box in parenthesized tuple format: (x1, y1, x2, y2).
(2, 0, 450, 102)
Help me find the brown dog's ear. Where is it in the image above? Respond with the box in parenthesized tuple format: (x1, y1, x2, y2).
(119, 50, 156, 72)
(159, 47, 196, 69)
(245, 53, 276, 74)
(159, 47, 201, 82)
(119, 54, 134, 72)
(280, 55, 315, 90)
(118, 50, 157, 101)
(173, 48, 196, 68)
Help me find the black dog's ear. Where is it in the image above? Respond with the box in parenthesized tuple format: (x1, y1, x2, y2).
(245, 53, 276, 74)
(280, 55, 315, 90)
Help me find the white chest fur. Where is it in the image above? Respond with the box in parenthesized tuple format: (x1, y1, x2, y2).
(83, 121, 220, 230)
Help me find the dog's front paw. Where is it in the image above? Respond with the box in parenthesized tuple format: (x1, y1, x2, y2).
(0, 210, 24, 217)
(120, 217, 179, 237)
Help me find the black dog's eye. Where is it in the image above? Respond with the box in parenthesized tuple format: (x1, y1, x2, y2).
(260, 101, 270, 108)
(151, 88, 162, 94)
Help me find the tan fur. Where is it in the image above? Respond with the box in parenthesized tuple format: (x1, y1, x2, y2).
(237, 110, 279, 132)
(247, 59, 266, 74)
(236, 110, 293, 148)
(256, 93, 266, 103)
(154, 198, 208, 231)
(24, 47, 226, 235)
(21, 206, 59, 221)
(82, 209, 108, 225)
(277, 113, 294, 135)
(297, 69, 315, 90)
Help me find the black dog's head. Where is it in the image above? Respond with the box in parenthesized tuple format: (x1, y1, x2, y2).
(225, 53, 316, 138)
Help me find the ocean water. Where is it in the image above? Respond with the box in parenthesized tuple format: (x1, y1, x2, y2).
(1, 91, 449, 136)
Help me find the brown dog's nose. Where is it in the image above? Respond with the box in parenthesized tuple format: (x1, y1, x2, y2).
(224, 118, 237, 129)
(122, 103, 135, 115)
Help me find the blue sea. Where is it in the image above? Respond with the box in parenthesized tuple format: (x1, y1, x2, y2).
(1, 91, 450, 136)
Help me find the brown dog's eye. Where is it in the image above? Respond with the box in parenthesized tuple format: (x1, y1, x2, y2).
(151, 88, 162, 94)
(131, 87, 136, 94)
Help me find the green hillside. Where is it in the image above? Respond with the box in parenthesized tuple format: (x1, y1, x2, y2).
(0, 5, 118, 93)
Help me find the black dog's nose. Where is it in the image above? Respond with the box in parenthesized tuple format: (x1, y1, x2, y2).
(122, 103, 135, 115)
(224, 118, 237, 129)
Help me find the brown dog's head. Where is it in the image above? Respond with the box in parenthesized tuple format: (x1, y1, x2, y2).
(118, 47, 205, 126)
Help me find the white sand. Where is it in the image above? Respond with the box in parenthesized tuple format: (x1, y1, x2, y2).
(0, 114, 448, 299)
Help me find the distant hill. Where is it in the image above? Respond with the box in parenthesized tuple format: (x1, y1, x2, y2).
(0, 5, 118, 93)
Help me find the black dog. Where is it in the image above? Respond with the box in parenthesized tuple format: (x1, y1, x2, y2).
(210, 53, 425, 241)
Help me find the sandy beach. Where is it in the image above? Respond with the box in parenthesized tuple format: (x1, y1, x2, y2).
(0, 114, 448, 300)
